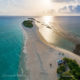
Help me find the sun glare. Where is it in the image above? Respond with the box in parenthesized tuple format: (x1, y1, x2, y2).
(42, 16, 53, 25)
(42, 0, 52, 9)
(44, 0, 51, 4)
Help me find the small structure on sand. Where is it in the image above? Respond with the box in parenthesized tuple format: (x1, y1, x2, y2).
(57, 59, 65, 65)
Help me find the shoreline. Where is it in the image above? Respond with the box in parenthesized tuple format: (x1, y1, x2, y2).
(18, 25, 29, 80)
(35, 23, 80, 64)
(20, 21, 80, 80)
(33, 18, 80, 44)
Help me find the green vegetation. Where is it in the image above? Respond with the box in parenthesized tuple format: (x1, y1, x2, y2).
(57, 64, 66, 74)
(23, 20, 33, 28)
(57, 57, 80, 80)
(73, 44, 80, 55)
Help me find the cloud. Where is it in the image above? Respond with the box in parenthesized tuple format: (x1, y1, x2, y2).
(59, 5, 80, 13)
(0, 0, 80, 15)
(52, 0, 76, 3)
(59, 6, 68, 13)
(73, 5, 80, 13)
(0, 0, 54, 15)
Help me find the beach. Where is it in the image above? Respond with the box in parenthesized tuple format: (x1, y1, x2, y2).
(20, 21, 80, 80)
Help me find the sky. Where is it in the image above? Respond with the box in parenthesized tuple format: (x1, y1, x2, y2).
(0, 0, 80, 16)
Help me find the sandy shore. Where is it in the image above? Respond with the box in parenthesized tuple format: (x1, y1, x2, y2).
(20, 22, 80, 80)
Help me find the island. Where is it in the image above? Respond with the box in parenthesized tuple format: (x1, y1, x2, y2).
(23, 20, 33, 28)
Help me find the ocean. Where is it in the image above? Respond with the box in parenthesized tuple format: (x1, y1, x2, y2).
(53, 16, 80, 51)
(36, 16, 80, 51)
(0, 16, 80, 80)
(0, 16, 24, 80)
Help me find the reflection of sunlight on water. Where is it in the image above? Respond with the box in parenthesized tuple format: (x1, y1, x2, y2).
(35, 16, 75, 51)
(36, 16, 57, 43)
(42, 16, 53, 25)
(39, 27, 56, 43)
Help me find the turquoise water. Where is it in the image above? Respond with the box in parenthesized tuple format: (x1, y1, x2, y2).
(0, 16, 24, 80)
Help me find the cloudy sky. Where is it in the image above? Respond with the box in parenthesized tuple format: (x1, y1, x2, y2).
(0, 0, 80, 16)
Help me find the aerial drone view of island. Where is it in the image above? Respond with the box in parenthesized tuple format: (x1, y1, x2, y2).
(0, 0, 80, 80)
